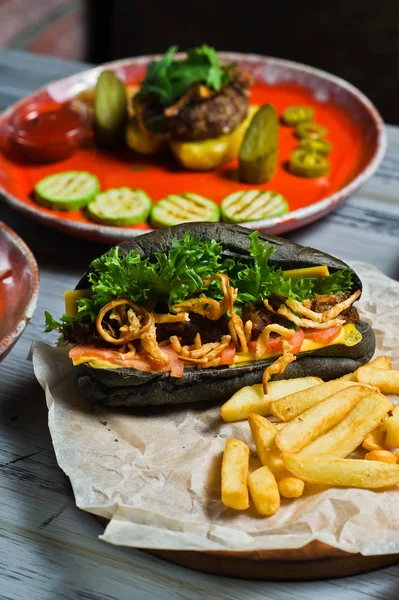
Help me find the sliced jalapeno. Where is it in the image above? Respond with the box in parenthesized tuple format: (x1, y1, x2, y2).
(34, 171, 100, 211)
(295, 122, 328, 140)
(151, 193, 220, 228)
(300, 137, 332, 156)
(289, 148, 329, 178)
(239, 103, 279, 184)
(282, 106, 314, 126)
(87, 187, 152, 226)
(221, 190, 288, 223)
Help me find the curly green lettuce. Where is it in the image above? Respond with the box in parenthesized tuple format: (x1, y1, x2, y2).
(44, 232, 353, 333)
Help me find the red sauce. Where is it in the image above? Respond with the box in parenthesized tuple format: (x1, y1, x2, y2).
(0, 81, 370, 229)
(14, 104, 85, 143)
(7, 99, 89, 162)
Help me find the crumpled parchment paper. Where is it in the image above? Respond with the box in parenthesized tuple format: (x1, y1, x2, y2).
(32, 262, 399, 555)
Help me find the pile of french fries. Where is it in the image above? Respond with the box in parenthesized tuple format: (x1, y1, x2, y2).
(220, 356, 399, 516)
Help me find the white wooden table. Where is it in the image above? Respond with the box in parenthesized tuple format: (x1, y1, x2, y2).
(0, 49, 399, 600)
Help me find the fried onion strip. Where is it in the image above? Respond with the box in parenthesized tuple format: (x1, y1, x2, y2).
(320, 290, 361, 321)
(96, 299, 152, 345)
(153, 312, 189, 324)
(194, 333, 202, 349)
(204, 274, 248, 353)
(244, 320, 253, 344)
(285, 298, 323, 322)
(141, 322, 169, 366)
(256, 324, 296, 360)
(277, 305, 344, 329)
(190, 342, 221, 359)
(262, 340, 296, 394)
(173, 296, 225, 320)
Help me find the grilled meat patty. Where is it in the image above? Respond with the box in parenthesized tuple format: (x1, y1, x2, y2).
(135, 82, 250, 141)
(168, 84, 249, 141)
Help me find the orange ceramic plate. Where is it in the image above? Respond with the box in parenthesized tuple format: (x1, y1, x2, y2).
(0, 53, 386, 243)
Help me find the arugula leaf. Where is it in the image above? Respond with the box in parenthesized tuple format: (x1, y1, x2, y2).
(136, 44, 232, 106)
(44, 311, 75, 332)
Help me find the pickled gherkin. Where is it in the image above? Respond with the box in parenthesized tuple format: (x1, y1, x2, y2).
(289, 148, 329, 178)
(94, 71, 128, 148)
(151, 193, 220, 228)
(239, 104, 278, 184)
(221, 190, 288, 223)
(282, 106, 314, 126)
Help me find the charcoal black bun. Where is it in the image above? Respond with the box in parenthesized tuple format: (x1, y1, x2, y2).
(74, 223, 375, 407)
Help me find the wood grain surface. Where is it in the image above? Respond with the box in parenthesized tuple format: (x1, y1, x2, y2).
(1, 49, 399, 599)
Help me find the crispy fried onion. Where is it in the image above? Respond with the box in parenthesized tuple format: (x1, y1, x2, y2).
(277, 290, 361, 325)
(244, 320, 253, 344)
(141, 322, 169, 365)
(173, 295, 226, 320)
(169, 334, 231, 367)
(203, 274, 248, 353)
(256, 324, 296, 360)
(285, 298, 323, 322)
(263, 339, 296, 394)
(96, 299, 153, 345)
(320, 290, 361, 321)
(264, 299, 344, 329)
(153, 312, 189, 324)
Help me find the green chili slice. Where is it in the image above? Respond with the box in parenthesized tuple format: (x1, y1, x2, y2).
(300, 138, 332, 156)
(295, 122, 328, 140)
(282, 106, 314, 126)
(289, 148, 329, 178)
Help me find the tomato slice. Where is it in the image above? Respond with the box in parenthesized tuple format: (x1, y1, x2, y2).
(248, 330, 304, 355)
(162, 345, 184, 378)
(304, 325, 342, 344)
(219, 343, 236, 365)
(288, 329, 304, 354)
(69, 343, 183, 376)
(248, 340, 257, 352)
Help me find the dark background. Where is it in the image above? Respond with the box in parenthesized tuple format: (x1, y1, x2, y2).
(86, 0, 399, 124)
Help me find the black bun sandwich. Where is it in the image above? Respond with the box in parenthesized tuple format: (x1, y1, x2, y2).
(46, 223, 375, 407)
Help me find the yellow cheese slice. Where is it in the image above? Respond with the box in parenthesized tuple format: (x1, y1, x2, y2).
(283, 265, 330, 280)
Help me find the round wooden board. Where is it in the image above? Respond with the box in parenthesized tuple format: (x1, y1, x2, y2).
(96, 518, 399, 580)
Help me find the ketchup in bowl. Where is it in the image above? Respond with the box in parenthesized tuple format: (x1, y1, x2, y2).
(7, 99, 90, 163)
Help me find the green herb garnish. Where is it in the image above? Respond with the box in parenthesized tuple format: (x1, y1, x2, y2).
(135, 45, 232, 107)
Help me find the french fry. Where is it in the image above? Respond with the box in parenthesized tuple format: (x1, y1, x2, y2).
(365, 450, 397, 464)
(362, 426, 387, 451)
(221, 439, 249, 510)
(271, 380, 358, 421)
(278, 477, 305, 498)
(248, 466, 280, 516)
(339, 355, 392, 381)
(263, 441, 288, 478)
(369, 356, 393, 370)
(220, 377, 322, 422)
(275, 385, 369, 453)
(357, 367, 399, 394)
(282, 453, 399, 488)
(300, 392, 392, 458)
(248, 414, 277, 465)
(382, 405, 399, 448)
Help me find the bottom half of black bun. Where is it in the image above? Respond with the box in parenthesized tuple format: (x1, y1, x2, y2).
(73, 321, 375, 408)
